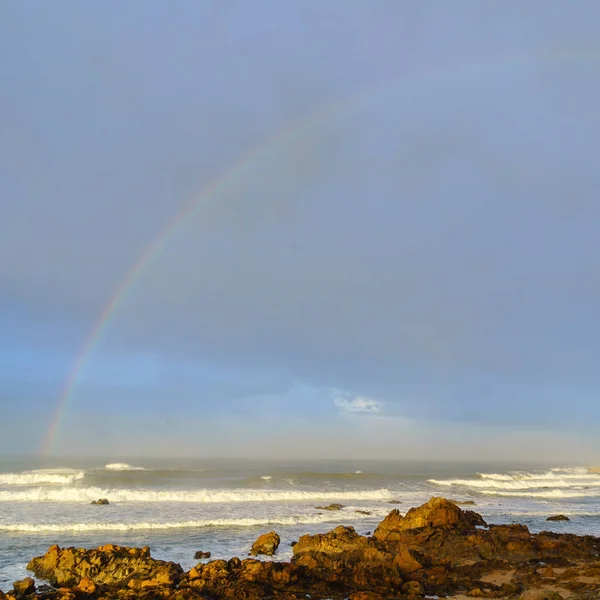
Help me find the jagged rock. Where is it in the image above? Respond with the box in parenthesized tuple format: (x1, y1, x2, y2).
(315, 503, 344, 510)
(193, 551, 211, 559)
(90, 498, 109, 505)
(546, 514, 570, 521)
(12, 577, 35, 596)
(355, 510, 372, 515)
(249, 531, 280, 556)
(27, 544, 183, 588)
(374, 496, 486, 541)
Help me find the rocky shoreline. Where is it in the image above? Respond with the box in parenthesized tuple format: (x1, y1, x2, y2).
(4, 497, 600, 600)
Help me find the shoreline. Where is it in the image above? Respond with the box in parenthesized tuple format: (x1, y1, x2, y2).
(3, 497, 600, 599)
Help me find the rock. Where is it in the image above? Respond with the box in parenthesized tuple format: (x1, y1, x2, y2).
(315, 503, 344, 510)
(90, 498, 109, 505)
(76, 577, 97, 594)
(355, 510, 372, 515)
(450, 499, 476, 505)
(401, 580, 425, 597)
(249, 531, 280, 556)
(546, 514, 570, 521)
(543, 564, 554, 578)
(27, 544, 182, 588)
(374, 497, 486, 541)
(12, 577, 35, 596)
(388, 499, 402, 504)
(520, 590, 565, 600)
(193, 550, 211, 559)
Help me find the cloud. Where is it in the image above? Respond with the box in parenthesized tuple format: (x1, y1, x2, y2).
(333, 393, 382, 414)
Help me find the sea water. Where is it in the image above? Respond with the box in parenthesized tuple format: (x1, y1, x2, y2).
(1, 457, 600, 592)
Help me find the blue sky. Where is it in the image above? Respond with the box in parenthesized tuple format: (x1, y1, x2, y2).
(2, 1, 600, 460)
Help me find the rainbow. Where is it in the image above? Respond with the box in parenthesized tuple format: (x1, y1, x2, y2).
(41, 45, 598, 456)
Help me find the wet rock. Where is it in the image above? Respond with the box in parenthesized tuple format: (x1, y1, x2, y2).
(388, 499, 401, 504)
(315, 503, 344, 510)
(90, 498, 109, 505)
(249, 531, 280, 556)
(355, 510, 372, 515)
(12, 577, 35, 596)
(27, 544, 183, 588)
(193, 551, 211, 559)
(546, 515, 570, 521)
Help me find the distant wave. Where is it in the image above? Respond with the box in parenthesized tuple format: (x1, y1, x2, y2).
(104, 463, 145, 471)
(0, 487, 393, 503)
(428, 468, 600, 492)
(0, 469, 85, 486)
(0, 511, 384, 533)
(480, 488, 600, 499)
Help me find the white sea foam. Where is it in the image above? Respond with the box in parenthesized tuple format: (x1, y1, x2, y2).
(481, 489, 600, 499)
(429, 468, 600, 491)
(0, 487, 393, 503)
(0, 469, 85, 486)
(104, 463, 145, 471)
(260, 476, 272, 481)
(0, 511, 382, 533)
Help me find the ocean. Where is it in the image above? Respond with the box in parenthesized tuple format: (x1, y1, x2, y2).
(1, 457, 600, 592)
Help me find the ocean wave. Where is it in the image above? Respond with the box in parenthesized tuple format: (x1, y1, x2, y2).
(104, 463, 146, 471)
(428, 478, 600, 491)
(0, 469, 85, 486)
(428, 468, 600, 491)
(481, 489, 600, 499)
(0, 487, 393, 503)
(0, 511, 385, 533)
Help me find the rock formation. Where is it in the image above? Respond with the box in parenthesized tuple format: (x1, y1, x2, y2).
(249, 531, 281, 556)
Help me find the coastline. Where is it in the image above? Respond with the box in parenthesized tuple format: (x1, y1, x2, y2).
(4, 497, 600, 600)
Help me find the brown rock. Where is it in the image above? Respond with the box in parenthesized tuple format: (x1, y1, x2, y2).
(401, 580, 425, 597)
(374, 497, 486, 541)
(193, 550, 211, 559)
(249, 531, 280, 556)
(355, 510, 372, 515)
(543, 565, 554, 578)
(519, 590, 565, 600)
(388, 499, 402, 504)
(349, 593, 385, 600)
(546, 515, 570, 521)
(12, 577, 35, 596)
(315, 503, 344, 510)
(293, 525, 369, 556)
(76, 577, 97, 594)
(27, 543, 182, 588)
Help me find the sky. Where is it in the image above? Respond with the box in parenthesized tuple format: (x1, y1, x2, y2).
(1, 1, 600, 461)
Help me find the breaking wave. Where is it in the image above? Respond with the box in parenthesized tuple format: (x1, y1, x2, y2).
(428, 468, 600, 492)
(0, 469, 85, 486)
(0, 487, 393, 503)
(104, 463, 146, 471)
(0, 511, 382, 533)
